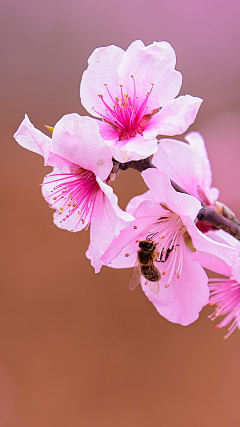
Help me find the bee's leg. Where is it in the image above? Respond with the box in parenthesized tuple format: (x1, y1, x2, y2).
(163, 246, 174, 262)
(157, 243, 180, 263)
(161, 244, 179, 262)
(156, 247, 165, 262)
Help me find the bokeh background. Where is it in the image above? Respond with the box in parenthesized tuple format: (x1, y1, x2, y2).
(1, 0, 240, 425)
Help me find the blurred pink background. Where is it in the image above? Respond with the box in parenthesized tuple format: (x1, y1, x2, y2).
(1, 0, 240, 426)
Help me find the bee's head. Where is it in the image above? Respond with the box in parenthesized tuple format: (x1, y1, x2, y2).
(139, 240, 154, 250)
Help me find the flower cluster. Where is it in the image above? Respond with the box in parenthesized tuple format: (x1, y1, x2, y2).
(14, 40, 240, 337)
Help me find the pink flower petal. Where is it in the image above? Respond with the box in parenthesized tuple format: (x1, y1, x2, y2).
(193, 230, 240, 276)
(117, 40, 182, 110)
(232, 265, 240, 283)
(141, 244, 209, 325)
(89, 178, 134, 272)
(80, 45, 124, 117)
(182, 215, 239, 267)
(110, 134, 158, 163)
(141, 168, 202, 220)
(97, 121, 119, 145)
(102, 201, 161, 267)
(205, 230, 240, 255)
(126, 190, 154, 214)
(51, 114, 113, 181)
(14, 114, 51, 163)
(143, 95, 203, 139)
(153, 132, 219, 204)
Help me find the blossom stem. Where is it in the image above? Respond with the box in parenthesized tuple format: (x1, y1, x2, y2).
(117, 158, 240, 241)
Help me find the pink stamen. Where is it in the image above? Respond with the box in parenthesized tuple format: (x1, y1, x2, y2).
(43, 169, 100, 230)
(208, 278, 240, 338)
(96, 77, 156, 141)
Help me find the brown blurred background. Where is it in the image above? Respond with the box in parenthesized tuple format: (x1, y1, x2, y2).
(1, 0, 240, 426)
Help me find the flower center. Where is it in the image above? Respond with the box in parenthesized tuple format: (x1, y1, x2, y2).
(94, 75, 158, 140)
(42, 168, 100, 231)
(147, 212, 188, 287)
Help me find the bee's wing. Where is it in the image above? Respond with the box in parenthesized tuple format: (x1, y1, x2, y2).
(129, 261, 142, 291)
(146, 280, 160, 295)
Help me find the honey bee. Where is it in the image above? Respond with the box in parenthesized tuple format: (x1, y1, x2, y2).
(129, 234, 176, 295)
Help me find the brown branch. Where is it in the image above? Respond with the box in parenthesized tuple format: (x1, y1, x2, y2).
(197, 206, 240, 239)
(117, 157, 240, 241)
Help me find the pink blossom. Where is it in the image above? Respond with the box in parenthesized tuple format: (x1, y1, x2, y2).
(197, 229, 240, 338)
(209, 266, 240, 339)
(153, 131, 219, 205)
(14, 114, 134, 272)
(80, 40, 203, 163)
(102, 169, 238, 325)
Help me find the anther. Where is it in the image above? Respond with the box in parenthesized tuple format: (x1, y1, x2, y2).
(165, 283, 170, 288)
(133, 226, 138, 229)
(125, 253, 130, 257)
